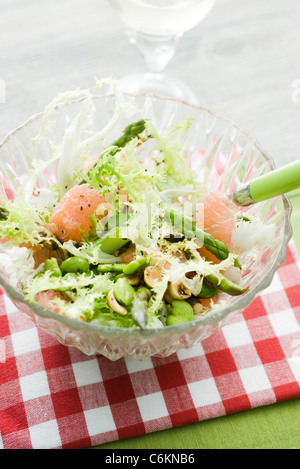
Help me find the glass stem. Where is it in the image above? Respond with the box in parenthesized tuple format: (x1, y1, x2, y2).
(125, 28, 182, 73)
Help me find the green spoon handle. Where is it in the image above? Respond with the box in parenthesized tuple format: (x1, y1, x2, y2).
(232, 159, 300, 206)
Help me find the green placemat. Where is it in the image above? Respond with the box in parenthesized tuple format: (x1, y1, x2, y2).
(94, 192, 300, 450)
(94, 399, 299, 450)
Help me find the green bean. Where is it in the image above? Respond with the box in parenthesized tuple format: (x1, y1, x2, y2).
(113, 278, 135, 306)
(131, 287, 151, 328)
(123, 258, 150, 276)
(197, 279, 218, 299)
(166, 300, 194, 326)
(60, 256, 90, 275)
(44, 258, 62, 278)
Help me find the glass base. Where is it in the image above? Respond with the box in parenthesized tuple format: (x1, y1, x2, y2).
(118, 72, 199, 105)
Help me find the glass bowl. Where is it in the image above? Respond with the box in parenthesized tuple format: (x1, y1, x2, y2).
(0, 93, 292, 360)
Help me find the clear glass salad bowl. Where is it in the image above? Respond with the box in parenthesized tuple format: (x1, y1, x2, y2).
(0, 92, 292, 360)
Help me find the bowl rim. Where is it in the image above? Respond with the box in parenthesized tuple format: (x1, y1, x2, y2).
(0, 92, 293, 338)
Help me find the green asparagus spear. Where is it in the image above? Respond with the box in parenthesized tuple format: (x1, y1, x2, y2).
(131, 287, 151, 328)
(166, 207, 240, 267)
(0, 206, 9, 221)
(123, 258, 150, 276)
(111, 119, 148, 148)
(83, 120, 149, 183)
(96, 227, 130, 255)
(197, 279, 218, 299)
(205, 273, 248, 296)
(97, 263, 128, 273)
(44, 258, 62, 278)
(166, 208, 246, 296)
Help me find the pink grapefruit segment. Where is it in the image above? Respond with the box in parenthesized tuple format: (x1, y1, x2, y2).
(48, 184, 104, 243)
(34, 290, 65, 314)
(196, 192, 238, 263)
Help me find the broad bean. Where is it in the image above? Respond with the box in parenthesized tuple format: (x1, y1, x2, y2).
(60, 256, 90, 274)
(166, 300, 194, 326)
(113, 278, 135, 306)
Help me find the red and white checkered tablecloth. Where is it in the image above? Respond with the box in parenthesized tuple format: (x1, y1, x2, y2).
(0, 242, 300, 449)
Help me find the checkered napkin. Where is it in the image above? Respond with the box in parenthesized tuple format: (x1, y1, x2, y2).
(0, 242, 300, 449)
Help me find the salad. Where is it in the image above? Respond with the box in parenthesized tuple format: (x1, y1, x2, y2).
(0, 80, 275, 329)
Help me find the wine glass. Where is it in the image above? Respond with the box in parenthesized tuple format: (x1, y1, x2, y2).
(107, 0, 216, 103)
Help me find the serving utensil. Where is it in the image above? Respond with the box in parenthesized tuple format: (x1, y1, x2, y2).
(231, 159, 300, 206)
